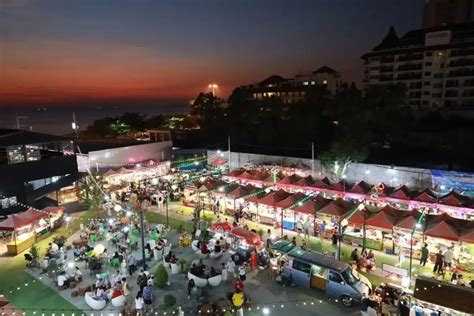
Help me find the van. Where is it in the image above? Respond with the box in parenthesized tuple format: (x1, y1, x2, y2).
(282, 247, 371, 307)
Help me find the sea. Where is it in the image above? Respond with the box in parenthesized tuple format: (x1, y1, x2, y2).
(0, 104, 187, 136)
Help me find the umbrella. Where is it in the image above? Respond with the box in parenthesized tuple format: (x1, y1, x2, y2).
(230, 227, 262, 246)
(209, 221, 233, 233)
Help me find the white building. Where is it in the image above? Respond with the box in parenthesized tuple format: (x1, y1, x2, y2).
(362, 23, 474, 110)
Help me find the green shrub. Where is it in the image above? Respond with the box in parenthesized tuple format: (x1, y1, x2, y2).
(154, 264, 168, 288)
(29, 244, 40, 261)
(163, 294, 176, 308)
(178, 258, 188, 273)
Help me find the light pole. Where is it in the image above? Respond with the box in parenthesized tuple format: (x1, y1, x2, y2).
(338, 218, 348, 260)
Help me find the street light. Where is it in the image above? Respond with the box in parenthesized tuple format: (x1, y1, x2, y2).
(338, 218, 348, 260)
(208, 83, 218, 95)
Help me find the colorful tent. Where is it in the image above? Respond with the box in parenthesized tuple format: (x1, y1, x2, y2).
(459, 223, 474, 243)
(209, 221, 233, 233)
(227, 185, 256, 199)
(394, 210, 423, 231)
(390, 185, 412, 200)
(347, 207, 370, 226)
(211, 158, 227, 166)
(365, 205, 401, 230)
(275, 192, 307, 209)
(293, 194, 332, 215)
(439, 190, 470, 207)
(424, 213, 461, 241)
(230, 227, 261, 246)
(318, 198, 355, 217)
(414, 188, 438, 203)
(227, 170, 244, 177)
(349, 181, 373, 194)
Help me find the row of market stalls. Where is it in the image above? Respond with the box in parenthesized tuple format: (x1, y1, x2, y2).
(0, 207, 64, 255)
(184, 178, 474, 273)
(224, 169, 474, 220)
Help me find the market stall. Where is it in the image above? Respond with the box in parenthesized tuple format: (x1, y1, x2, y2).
(423, 213, 461, 264)
(0, 209, 48, 255)
(225, 185, 257, 213)
(274, 192, 307, 230)
(343, 207, 370, 248)
(246, 189, 290, 225)
(458, 222, 474, 272)
(229, 227, 263, 255)
(293, 194, 332, 233)
(393, 210, 424, 260)
(363, 205, 401, 252)
(317, 198, 356, 238)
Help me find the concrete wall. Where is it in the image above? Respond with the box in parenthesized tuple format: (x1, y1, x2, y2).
(208, 150, 471, 192)
(79, 141, 172, 172)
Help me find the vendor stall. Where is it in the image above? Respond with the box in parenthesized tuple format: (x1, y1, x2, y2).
(343, 207, 370, 248)
(317, 198, 356, 238)
(423, 213, 461, 264)
(275, 192, 307, 230)
(363, 205, 401, 252)
(0, 210, 45, 255)
(225, 185, 257, 214)
(293, 194, 332, 234)
(246, 189, 291, 225)
(458, 223, 474, 272)
(229, 227, 263, 255)
(393, 210, 424, 260)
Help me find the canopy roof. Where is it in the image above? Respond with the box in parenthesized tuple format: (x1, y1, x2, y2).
(43, 206, 65, 215)
(329, 180, 350, 192)
(211, 158, 227, 166)
(230, 227, 261, 246)
(278, 174, 302, 185)
(424, 213, 461, 241)
(394, 210, 423, 231)
(439, 190, 470, 207)
(227, 170, 244, 177)
(312, 177, 330, 189)
(414, 188, 438, 203)
(390, 185, 412, 200)
(365, 205, 401, 230)
(318, 198, 355, 217)
(0, 209, 48, 231)
(275, 192, 307, 209)
(227, 185, 256, 199)
(209, 221, 233, 233)
(295, 175, 315, 187)
(198, 178, 225, 191)
(349, 181, 373, 194)
(459, 223, 474, 243)
(293, 194, 332, 215)
(104, 169, 117, 176)
(256, 189, 291, 207)
(347, 208, 370, 226)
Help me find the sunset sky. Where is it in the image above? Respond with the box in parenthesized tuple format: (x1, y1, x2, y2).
(0, 0, 421, 107)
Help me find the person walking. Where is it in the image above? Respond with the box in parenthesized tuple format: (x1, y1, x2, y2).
(226, 258, 236, 281)
(433, 250, 444, 274)
(187, 278, 195, 299)
(135, 291, 144, 314)
(238, 264, 247, 282)
(127, 253, 136, 276)
(143, 284, 153, 308)
(443, 248, 454, 270)
(420, 243, 429, 266)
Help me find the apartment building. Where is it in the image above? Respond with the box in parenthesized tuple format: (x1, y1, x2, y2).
(238, 66, 341, 104)
(362, 23, 474, 110)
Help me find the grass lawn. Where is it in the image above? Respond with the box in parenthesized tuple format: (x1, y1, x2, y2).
(0, 208, 101, 315)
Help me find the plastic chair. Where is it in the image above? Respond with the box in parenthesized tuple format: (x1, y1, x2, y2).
(90, 234, 97, 243)
(110, 258, 120, 268)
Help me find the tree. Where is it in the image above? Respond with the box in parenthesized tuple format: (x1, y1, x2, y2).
(76, 174, 107, 209)
(154, 264, 168, 288)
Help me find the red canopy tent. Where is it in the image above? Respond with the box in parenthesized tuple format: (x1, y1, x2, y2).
(390, 186, 412, 200)
(414, 188, 438, 203)
(329, 180, 350, 192)
(230, 227, 262, 246)
(255, 189, 291, 207)
(439, 191, 470, 207)
(347, 207, 370, 227)
(459, 224, 474, 244)
(318, 198, 355, 218)
(349, 181, 373, 195)
(227, 185, 256, 199)
(295, 175, 315, 187)
(293, 194, 332, 215)
(424, 213, 461, 241)
(278, 174, 301, 185)
(394, 210, 423, 231)
(0, 215, 33, 231)
(365, 205, 402, 230)
(275, 192, 307, 209)
(236, 170, 256, 180)
(211, 158, 227, 166)
(312, 177, 331, 189)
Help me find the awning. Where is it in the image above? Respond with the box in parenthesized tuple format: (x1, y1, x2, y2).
(318, 198, 355, 217)
(293, 194, 332, 215)
(329, 180, 350, 192)
(390, 185, 412, 200)
(227, 170, 244, 177)
(424, 213, 461, 241)
(394, 210, 423, 231)
(255, 189, 291, 207)
(295, 175, 315, 187)
(0, 209, 48, 231)
(439, 190, 469, 207)
(230, 227, 261, 246)
(365, 205, 401, 230)
(227, 185, 256, 199)
(349, 181, 373, 194)
(278, 174, 301, 185)
(275, 192, 307, 209)
(312, 177, 331, 189)
(347, 208, 370, 226)
(414, 188, 438, 203)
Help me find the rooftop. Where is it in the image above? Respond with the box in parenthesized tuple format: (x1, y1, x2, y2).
(0, 129, 71, 147)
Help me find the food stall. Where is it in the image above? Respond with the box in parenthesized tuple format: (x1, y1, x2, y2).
(393, 210, 424, 260)
(246, 189, 291, 225)
(363, 205, 401, 253)
(316, 198, 356, 239)
(343, 207, 369, 248)
(458, 223, 474, 272)
(225, 185, 257, 214)
(0, 209, 45, 255)
(293, 194, 332, 233)
(229, 227, 263, 255)
(274, 192, 307, 230)
(423, 213, 461, 264)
